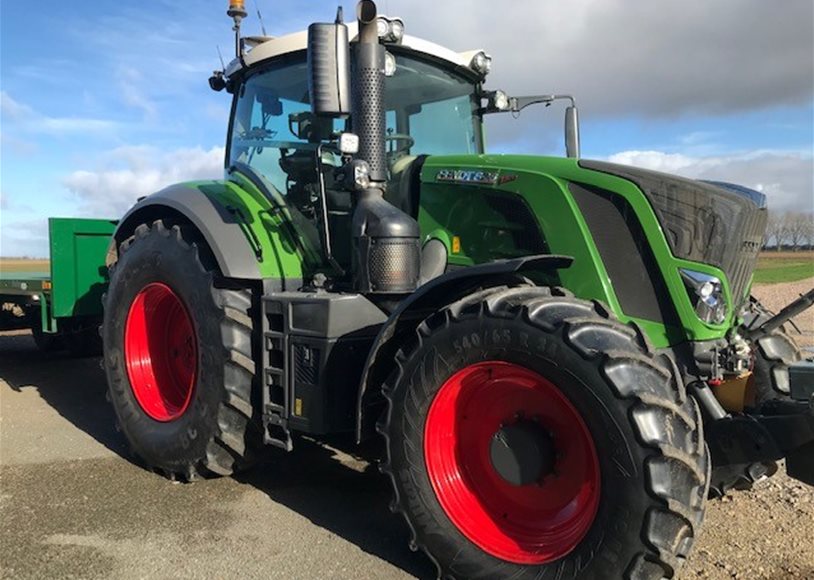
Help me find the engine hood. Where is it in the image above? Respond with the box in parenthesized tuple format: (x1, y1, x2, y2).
(579, 160, 767, 209)
(579, 159, 768, 305)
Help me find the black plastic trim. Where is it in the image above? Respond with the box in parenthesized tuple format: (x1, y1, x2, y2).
(569, 182, 679, 326)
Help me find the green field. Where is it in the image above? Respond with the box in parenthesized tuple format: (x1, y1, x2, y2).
(0, 259, 50, 275)
(2, 254, 812, 285)
(753, 252, 814, 284)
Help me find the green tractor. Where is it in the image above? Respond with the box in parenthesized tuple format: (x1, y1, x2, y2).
(100, 1, 814, 578)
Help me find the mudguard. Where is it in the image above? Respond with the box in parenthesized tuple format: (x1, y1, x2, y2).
(110, 183, 263, 279)
(355, 254, 573, 441)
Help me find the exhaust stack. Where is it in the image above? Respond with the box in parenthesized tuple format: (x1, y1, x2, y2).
(307, 1, 420, 294)
(351, 1, 387, 183)
(349, 1, 420, 294)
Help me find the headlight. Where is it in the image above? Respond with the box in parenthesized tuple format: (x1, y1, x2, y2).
(470, 51, 492, 75)
(680, 269, 727, 324)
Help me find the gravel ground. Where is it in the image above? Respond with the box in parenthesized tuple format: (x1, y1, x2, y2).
(1, 279, 813, 579)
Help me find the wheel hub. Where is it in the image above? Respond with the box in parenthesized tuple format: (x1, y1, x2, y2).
(424, 361, 601, 565)
(124, 282, 197, 422)
(489, 420, 555, 486)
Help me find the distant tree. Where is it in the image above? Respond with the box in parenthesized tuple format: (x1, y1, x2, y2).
(785, 212, 812, 251)
(765, 212, 785, 250)
(800, 213, 814, 250)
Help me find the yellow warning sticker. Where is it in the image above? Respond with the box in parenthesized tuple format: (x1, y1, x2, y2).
(295, 398, 303, 416)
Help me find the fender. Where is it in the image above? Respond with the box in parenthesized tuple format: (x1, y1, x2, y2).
(355, 254, 573, 441)
(110, 183, 263, 279)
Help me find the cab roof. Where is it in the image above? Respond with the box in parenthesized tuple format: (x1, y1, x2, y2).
(225, 20, 486, 80)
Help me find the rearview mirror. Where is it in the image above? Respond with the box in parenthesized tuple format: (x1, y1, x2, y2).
(307, 22, 351, 117)
(565, 106, 580, 159)
(258, 94, 282, 117)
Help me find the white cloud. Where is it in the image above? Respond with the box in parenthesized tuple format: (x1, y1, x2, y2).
(62, 145, 225, 217)
(117, 67, 158, 121)
(0, 91, 119, 135)
(606, 149, 814, 212)
(0, 218, 50, 258)
(393, 0, 813, 118)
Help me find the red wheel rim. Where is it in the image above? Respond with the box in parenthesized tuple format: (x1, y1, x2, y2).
(424, 361, 600, 565)
(124, 283, 197, 422)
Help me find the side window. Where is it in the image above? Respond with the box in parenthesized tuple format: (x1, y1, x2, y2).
(231, 90, 313, 195)
(230, 71, 345, 206)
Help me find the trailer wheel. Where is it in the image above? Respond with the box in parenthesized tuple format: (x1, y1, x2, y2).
(380, 287, 709, 579)
(743, 297, 805, 403)
(103, 220, 259, 480)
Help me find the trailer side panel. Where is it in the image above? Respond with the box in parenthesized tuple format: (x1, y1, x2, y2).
(49, 218, 116, 318)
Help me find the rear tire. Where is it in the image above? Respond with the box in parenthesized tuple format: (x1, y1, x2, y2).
(102, 220, 260, 480)
(380, 287, 709, 579)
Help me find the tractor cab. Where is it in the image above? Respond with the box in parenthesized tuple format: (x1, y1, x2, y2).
(215, 8, 584, 293)
(222, 24, 487, 271)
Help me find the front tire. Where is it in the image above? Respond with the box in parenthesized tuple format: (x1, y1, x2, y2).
(743, 297, 805, 404)
(102, 220, 259, 480)
(380, 287, 709, 579)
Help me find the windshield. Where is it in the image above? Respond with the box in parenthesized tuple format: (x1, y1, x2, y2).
(228, 51, 481, 195)
(384, 52, 481, 156)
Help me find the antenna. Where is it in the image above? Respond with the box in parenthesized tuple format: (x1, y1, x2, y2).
(217, 45, 226, 72)
(253, 0, 268, 36)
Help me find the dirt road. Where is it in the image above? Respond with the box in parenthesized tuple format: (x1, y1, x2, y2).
(1, 281, 812, 579)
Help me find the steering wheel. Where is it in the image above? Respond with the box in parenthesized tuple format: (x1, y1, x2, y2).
(385, 134, 415, 156)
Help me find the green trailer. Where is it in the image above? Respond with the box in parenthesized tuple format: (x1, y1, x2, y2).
(0, 217, 115, 355)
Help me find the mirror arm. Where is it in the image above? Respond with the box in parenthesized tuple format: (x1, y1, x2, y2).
(509, 94, 576, 113)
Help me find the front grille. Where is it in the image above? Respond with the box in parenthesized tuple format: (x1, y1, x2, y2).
(725, 204, 766, 305)
(579, 160, 768, 310)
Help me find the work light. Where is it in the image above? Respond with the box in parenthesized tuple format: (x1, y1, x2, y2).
(470, 51, 492, 75)
(384, 51, 397, 77)
(376, 17, 405, 43)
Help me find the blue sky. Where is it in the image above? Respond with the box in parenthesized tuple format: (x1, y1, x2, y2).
(1, 0, 812, 257)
